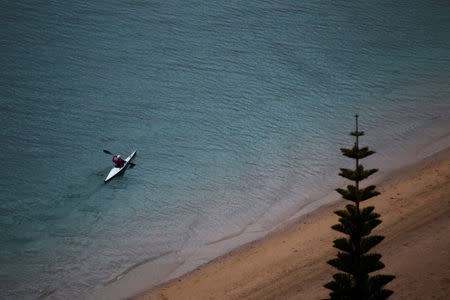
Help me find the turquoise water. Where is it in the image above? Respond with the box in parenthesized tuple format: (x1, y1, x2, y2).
(1, 1, 449, 299)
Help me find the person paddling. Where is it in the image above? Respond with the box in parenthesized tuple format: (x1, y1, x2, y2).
(112, 154, 125, 168)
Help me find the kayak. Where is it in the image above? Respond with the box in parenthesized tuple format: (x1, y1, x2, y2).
(104, 150, 137, 183)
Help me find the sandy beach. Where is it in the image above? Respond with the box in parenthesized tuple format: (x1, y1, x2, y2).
(131, 147, 450, 300)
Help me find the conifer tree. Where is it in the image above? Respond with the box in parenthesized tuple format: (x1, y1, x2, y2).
(324, 115, 394, 299)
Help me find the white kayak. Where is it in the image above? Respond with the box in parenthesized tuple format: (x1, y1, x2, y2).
(104, 150, 137, 183)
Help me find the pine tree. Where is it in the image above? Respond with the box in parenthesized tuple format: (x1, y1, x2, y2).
(324, 115, 395, 299)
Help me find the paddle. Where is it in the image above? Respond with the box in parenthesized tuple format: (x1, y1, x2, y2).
(103, 149, 136, 166)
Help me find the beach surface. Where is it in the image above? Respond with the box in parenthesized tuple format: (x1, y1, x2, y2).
(131, 147, 450, 300)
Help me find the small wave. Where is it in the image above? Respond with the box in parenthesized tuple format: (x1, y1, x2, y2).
(205, 221, 254, 246)
(103, 251, 174, 286)
(37, 288, 56, 300)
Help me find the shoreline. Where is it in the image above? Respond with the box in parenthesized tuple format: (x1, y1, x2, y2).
(130, 146, 450, 299)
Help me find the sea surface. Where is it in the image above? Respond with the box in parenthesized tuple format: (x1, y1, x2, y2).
(1, 1, 449, 299)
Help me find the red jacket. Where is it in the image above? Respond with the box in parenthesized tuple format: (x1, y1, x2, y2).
(112, 156, 125, 168)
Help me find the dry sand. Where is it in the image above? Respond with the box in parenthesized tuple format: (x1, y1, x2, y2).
(131, 147, 450, 300)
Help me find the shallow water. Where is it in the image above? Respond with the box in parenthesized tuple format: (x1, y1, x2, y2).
(1, 0, 449, 299)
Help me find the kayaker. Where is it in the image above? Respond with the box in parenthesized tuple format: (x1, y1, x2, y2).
(112, 154, 125, 168)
